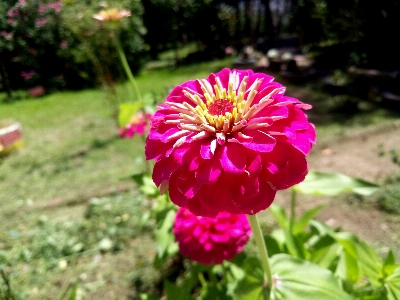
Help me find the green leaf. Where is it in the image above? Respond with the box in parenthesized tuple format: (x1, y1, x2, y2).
(334, 232, 358, 258)
(269, 204, 289, 230)
(164, 280, 194, 300)
(141, 175, 159, 196)
(118, 102, 143, 127)
(264, 236, 283, 257)
(293, 204, 326, 235)
(336, 249, 361, 284)
(333, 231, 382, 287)
(233, 256, 269, 300)
(66, 282, 78, 300)
(270, 254, 353, 300)
(283, 229, 307, 259)
(354, 239, 382, 287)
(383, 250, 397, 277)
(309, 242, 340, 270)
(386, 266, 400, 300)
(309, 220, 336, 237)
(155, 210, 178, 262)
(294, 171, 379, 196)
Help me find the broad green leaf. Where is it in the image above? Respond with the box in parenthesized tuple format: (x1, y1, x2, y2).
(270, 254, 353, 300)
(269, 204, 289, 230)
(386, 266, 400, 300)
(294, 171, 379, 196)
(383, 250, 397, 277)
(293, 204, 326, 235)
(118, 102, 143, 127)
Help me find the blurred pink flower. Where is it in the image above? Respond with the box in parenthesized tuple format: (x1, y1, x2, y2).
(28, 86, 45, 98)
(60, 40, 68, 48)
(38, 1, 62, 13)
(7, 9, 19, 18)
(36, 18, 47, 27)
(49, 1, 62, 13)
(119, 112, 152, 138)
(1, 31, 13, 40)
(225, 46, 234, 55)
(146, 68, 316, 217)
(20, 70, 36, 80)
(173, 208, 251, 265)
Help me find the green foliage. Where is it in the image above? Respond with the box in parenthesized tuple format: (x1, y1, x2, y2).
(0, 0, 146, 91)
(294, 171, 380, 196)
(140, 171, 400, 299)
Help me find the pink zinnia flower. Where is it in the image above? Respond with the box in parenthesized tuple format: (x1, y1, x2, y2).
(119, 112, 152, 138)
(173, 208, 251, 265)
(146, 68, 316, 217)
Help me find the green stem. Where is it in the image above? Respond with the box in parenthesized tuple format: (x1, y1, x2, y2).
(198, 272, 207, 288)
(247, 214, 272, 296)
(289, 188, 296, 233)
(112, 33, 142, 103)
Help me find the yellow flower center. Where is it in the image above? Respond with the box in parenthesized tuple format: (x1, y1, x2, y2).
(165, 71, 281, 145)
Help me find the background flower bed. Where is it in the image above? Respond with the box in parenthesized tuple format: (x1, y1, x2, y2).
(1, 59, 400, 298)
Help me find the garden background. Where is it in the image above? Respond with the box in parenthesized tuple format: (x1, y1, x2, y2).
(1, 0, 400, 299)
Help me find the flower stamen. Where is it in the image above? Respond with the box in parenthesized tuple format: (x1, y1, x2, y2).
(171, 72, 281, 140)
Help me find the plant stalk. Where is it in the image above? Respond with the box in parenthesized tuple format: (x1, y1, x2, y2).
(247, 213, 272, 298)
(112, 33, 142, 103)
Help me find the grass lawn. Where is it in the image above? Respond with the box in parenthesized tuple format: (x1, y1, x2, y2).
(1, 57, 400, 299)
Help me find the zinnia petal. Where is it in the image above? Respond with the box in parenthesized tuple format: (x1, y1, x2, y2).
(219, 143, 246, 173)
